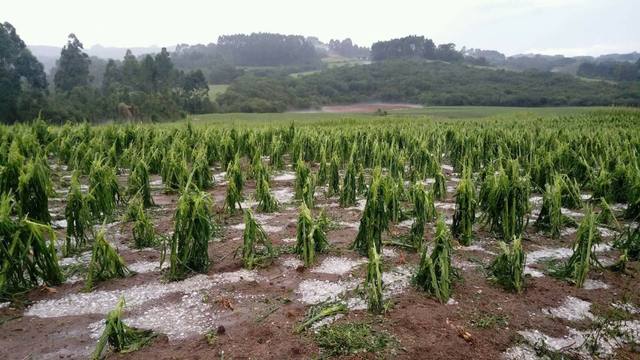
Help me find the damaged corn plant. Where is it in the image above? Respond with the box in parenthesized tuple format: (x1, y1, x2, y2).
(127, 159, 154, 207)
(88, 158, 121, 220)
(410, 182, 434, 249)
(224, 155, 244, 214)
(92, 297, 157, 359)
(132, 206, 156, 249)
(554, 207, 602, 288)
(18, 156, 52, 223)
(451, 170, 476, 246)
(241, 209, 274, 269)
(352, 168, 389, 255)
(490, 236, 526, 293)
(479, 160, 530, 241)
(168, 181, 215, 280)
(535, 175, 569, 239)
(85, 227, 131, 290)
(64, 173, 93, 256)
(295, 202, 328, 266)
(414, 216, 454, 303)
(0, 194, 64, 299)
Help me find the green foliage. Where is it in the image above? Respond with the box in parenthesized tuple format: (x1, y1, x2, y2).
(0, 194, 63, 299)
(535, 176, 566, 239)
(255, 176, 279, 213)
(301, 173, 316, 208)
(92, 297, 157, 359)
(555, 207, 601, 287)
(410, 182, 433, 249)
(0, 142, 23, 194)
(317, 146, 328, 185)
(352, 168, 389, 255)
(294, 158, 311, 200)
(64, 174, 92, 256)
(314, 323, 393, 357)
(613, 223, 640, 261)
(366, 242, 385, 314)
(224, 156, 244, 214)
(168, 186, 214, 280)
(161, 150, 189, 193)
(414, 216, 453, 303)
(295, 203, 316, 267)
(559, 174, 582, 209)
(17, 156, 52, 223)
(339, 158, 357, 207)
(0, 23, 48, 123)
(490, 237, 526, 293)
(470, 312, 509, 329)
(127, 160, 154, 207)
(328, 154, 340, 196)
(54, 34, 91, 92)
(191, 146, 212, 190)
(241, 209, 274, 269)
(296, 301, 348, 333)
(433, 169, 446, 201)
(479, 160, 530, 241)
(356, 165, 368, 195)
(123, 195, 144, 223)
(132, 207, 156, 249)
(384, 177, 403, 223)
(85, 227, 130, 290)
(88, 158, 120, 220)
(596, 198, 619, 229)
(218, 59, 640, 112)
(451, 172, 476, 245)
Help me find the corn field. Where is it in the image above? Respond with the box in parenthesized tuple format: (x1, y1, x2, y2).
(1, 109, 640, 358)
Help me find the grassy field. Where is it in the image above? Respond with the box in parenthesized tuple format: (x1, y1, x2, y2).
(186, 105, 618, 127)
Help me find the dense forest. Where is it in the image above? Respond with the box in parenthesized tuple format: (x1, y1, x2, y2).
(217, 59, 640, 112)
(577, 60, 640, 82)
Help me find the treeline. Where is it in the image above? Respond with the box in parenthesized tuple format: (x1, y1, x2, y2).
(577, 60, 640, 82)
(171, 33, 325, 84)
(218, 60, 640, 112)
(1, 23, 213, 124)
(328, 38, 369, 58)
(371, 35, 463, 62)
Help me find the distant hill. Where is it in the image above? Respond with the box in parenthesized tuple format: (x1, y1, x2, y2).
(463, 49, 640, 75)
(216, 59, 640, 112)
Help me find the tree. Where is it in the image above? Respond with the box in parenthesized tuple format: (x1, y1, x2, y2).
(154, 47, 174, 90)
(121, 50, 139, 89)
(139, 55, 157, 92)
(0, 22, 48, 123)
(102, 59, 122, 92)
(54, 34, 91, 92)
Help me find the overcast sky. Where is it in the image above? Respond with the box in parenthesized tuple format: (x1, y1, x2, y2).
(5, 0, 639, 56)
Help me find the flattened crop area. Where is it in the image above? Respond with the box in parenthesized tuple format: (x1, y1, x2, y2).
(1, 111, 640, 360)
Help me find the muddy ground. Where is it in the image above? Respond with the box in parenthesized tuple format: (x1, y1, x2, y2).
(0, 161, 639, 360)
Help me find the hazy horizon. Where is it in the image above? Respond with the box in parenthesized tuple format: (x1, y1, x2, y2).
(6, 0, 640, 57)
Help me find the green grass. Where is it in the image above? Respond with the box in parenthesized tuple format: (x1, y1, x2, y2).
(314, 322, 395, 357)
(470, 311, 509, 329)
(184, 106, 610, 128)
(389, 105, 609, 118)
